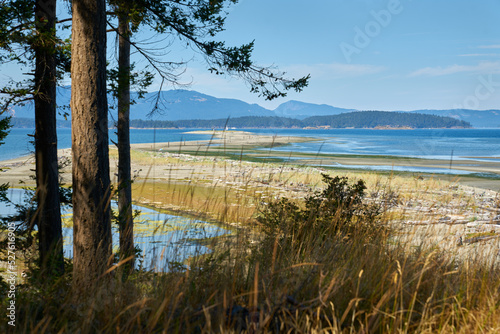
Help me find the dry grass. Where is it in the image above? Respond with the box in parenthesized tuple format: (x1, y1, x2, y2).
(4, 197, 500, 333)
(2, 145, 500, 333)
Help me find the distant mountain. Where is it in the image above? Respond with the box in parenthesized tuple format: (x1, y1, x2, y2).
(5, 86, 72, 120)
(6, 87, 274, 121)
(6, 86, 72, 119)
(129, 89, 275, 120)
(406, 109, 500, 128)
(4, 87, 500, 127)
(273, 100, 354, 119)
(272, 102, 500, 128)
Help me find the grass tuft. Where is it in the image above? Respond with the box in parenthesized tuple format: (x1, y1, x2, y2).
(1, 141, 500, 333)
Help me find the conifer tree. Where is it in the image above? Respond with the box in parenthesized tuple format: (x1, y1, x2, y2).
(0, 0, 67, 275)
(107, 0, 309, 271)
(71, 0, 111, 288)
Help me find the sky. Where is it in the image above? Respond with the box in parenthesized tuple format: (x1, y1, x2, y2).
(2, 0, 500, 111)
(179, 0, 500, 111)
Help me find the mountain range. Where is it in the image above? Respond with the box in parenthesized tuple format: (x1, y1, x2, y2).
(6, 87, 500, 128)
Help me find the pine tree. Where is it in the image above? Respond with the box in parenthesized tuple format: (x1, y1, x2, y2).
(34, 0, 64, 275)
(71, 0, 111, 289)
(0, 0, 66, 275)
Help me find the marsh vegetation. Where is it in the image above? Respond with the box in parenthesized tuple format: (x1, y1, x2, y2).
(2, 138, 500, 333)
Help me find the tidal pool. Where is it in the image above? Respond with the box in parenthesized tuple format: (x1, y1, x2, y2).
(2, 188, 231, 272)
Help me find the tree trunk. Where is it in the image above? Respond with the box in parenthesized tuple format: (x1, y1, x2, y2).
(71, 0, 111, 289)
(34, 0, 64, 275)
(117, 11, 135, 271)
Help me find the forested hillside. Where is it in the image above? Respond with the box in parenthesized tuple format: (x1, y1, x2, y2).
(6, 88, 500, 128)
(171, 116, 304, 128)
(128, 111, 472, 129)
(303, 111, 472, 128)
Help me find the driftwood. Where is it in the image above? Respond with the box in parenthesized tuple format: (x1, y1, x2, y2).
(457, 235, 500, 246)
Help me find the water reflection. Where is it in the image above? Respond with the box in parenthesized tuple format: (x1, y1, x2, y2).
(2, 188, 230, 272)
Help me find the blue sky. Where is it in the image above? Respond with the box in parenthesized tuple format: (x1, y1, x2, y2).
(2, 0, 500, 111)
(180, 0, 500, 111)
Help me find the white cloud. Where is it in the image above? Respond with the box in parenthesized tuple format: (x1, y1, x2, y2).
(145, 62, 387, 110)
(478, 44, 500, 49)
(148, 65, 246, 94)
(285, 63, 387, 79)
(148, 62, 387, 94)
(459, 53, 500, 57)
(409, 61, 500, 77)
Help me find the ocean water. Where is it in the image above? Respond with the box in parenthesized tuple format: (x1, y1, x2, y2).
(2, 127, 499, 164)
(243, 128, 500, 162)
(0, 128, 213, 161)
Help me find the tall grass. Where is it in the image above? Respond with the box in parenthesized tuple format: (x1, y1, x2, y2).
(2, 148, 500, 333)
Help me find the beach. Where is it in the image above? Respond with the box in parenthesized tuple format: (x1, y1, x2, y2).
(2, 130, 499, 190)
(1, 130, 500, 263)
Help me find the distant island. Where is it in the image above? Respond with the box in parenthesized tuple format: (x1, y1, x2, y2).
(126, 111, 471, 129)
(10, 111, 472, 129)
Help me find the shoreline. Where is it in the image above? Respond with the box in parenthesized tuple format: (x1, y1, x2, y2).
(2, 130, 499, 263)
(1, 130, 500, 192)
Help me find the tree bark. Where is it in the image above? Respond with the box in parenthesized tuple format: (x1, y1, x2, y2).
(34, 0, 64, 275)
(71, 0, 111, 289)
(117, 11, 135, 271)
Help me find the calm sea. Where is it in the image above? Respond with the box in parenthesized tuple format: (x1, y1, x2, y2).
(1, 128, 500, 163)
(0, 128, 213, 161)
(244, 128, 500, 162)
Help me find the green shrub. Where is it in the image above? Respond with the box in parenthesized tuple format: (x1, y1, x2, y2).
(257, 174, 383, 246)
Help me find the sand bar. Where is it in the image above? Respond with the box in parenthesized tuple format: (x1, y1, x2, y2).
(1, 130, 500, 191)
(1, 130, 499, 264)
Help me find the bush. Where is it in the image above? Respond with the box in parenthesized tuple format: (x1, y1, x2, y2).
(257, 174, 383, 247)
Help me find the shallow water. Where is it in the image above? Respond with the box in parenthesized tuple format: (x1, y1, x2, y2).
(1, 188, 230, 271)
(3, 128, 500, 162)
(321, 163, 491, 176)
(243, 128, 500, 161)
(2, 127, 500, 180)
